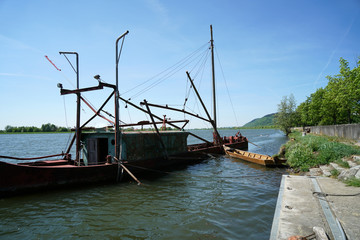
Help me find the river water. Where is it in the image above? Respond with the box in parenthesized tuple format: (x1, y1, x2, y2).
(0, 129, 287, 239)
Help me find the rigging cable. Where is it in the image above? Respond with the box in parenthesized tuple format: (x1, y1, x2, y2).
(183, 47, 210, 107)
(121, 42, 208, 96)
(129, 49, 209, 100)
(215, 47, 240, 127)
(117, 35, 126, 65)
(122, 43, 210, 100)
(62, 54, 77, 74)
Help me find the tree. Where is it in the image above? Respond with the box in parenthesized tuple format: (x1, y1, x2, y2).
(322, 58, 360, 124)
(295, 57, 360, 126)
(275, 94, 298, 136)
(5, 125, 13, 132)
(41, 123, 57, 132)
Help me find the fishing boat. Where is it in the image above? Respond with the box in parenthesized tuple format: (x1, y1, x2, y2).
(0, 26, 247, 197)
(223, 146, 286, 167)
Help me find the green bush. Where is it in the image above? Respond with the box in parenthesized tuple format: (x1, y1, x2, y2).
(344, 177, 360, 187)
(330, 169, 340, 177)
(285, 143, 315, 171)
(282, 132, 360, 171)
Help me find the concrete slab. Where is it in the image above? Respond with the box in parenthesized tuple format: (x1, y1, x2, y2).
(347, 160, 357, 168)
(270, 175, 328, 240)
(306, 167, 322, 176)
(271, 175, 360, 240)
(320, 165, 334, 177)
(330, 163, 346, 173)
(317, 178, 360, 239)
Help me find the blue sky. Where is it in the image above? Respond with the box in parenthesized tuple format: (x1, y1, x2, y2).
(1, 0, 359, 130)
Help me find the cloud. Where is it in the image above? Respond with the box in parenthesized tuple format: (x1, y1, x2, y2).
(313, 11, 357, 88)
(0, 34, 43, 54)
(0, 72, 52, 81)
(144, 0, 169, 25)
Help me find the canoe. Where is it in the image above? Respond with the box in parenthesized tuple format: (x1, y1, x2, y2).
(223, 146, 286, 167)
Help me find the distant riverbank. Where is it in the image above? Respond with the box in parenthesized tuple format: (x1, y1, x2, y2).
(0, 131, 72, 134)
(0, 125, 279, 134)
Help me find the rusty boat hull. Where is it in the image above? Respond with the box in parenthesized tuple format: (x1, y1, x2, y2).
(0, 132, 247, 197)
(0, 160, 120, 197)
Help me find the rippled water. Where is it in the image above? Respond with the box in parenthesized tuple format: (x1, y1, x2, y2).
(0, 129, 287, 239)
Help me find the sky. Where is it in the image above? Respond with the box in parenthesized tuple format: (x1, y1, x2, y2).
(1, 0, 360, 130)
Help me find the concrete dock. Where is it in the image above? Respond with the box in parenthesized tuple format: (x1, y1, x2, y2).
(270, 175, 360, 240)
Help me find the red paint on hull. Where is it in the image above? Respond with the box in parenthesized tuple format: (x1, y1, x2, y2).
(0, 161, 118, 197)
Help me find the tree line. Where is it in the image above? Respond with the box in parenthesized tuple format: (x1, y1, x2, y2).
(276, 57, 360, 135)
(3, 123, 70, 133)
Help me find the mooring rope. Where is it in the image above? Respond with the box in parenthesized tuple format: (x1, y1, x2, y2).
(123, 162, 268, 179)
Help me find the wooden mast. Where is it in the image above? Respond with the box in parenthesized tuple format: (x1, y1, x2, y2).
(210, 25, 218, 143)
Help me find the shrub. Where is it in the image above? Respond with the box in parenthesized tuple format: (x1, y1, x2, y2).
(285, 143, 315, 171)
(344, 177, 360, 187)
(282, 131, 360, 171)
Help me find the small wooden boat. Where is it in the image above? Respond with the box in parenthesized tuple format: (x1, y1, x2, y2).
(223, 146, 286, 167)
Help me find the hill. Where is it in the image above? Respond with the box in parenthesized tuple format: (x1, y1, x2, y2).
(242, 113, 276, 128)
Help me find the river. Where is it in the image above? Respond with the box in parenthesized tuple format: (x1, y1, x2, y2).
(0, 129, 287, 239)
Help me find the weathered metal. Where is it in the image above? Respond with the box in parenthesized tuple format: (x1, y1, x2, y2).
(119, 119, 189, 128)
(60, 52, 81, 164)
(0, 160, 119, 197)
(186, 71, 222, 144)
(116, 31, 129, 160)
(81, 91, 115, 127)
(0, 153, 65, 161)
(142, 99, 168, 159)
(120, 96, 211, 144)
(139, 101, 211, 123)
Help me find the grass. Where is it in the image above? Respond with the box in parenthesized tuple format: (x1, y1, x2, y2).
(278, 131, 360, 172)
(330, 169, 340, 177)
(344, 177, 360, 187)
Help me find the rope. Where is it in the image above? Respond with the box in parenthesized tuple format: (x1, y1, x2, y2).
(183, 48, 210, 110)
(121, 42, 208, 96)
(123, 163, 269, 179)
(122, 43, 210, 100)
(0, 153, 65, 161)
(62, 54, 77, 74)
(313, 191, 360, 197)
(215, 47, 240, 127)
(45, 55, 61, 71)
(80, 96, 115, 125)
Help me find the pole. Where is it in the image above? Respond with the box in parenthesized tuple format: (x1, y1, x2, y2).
(75, 53, 80, 165)
(120, 97, 211, 144)
(210, 25, 217, 132)
(115, 30, 129, 160)
(186, 71, 222, 143)
(59, 51, 80, 165)
(143, 100, 168, 159)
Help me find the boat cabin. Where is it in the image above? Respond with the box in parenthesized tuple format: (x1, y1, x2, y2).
(81, 130, 189, 165)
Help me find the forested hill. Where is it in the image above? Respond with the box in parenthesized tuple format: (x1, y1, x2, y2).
(242, 113, 276, 128)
